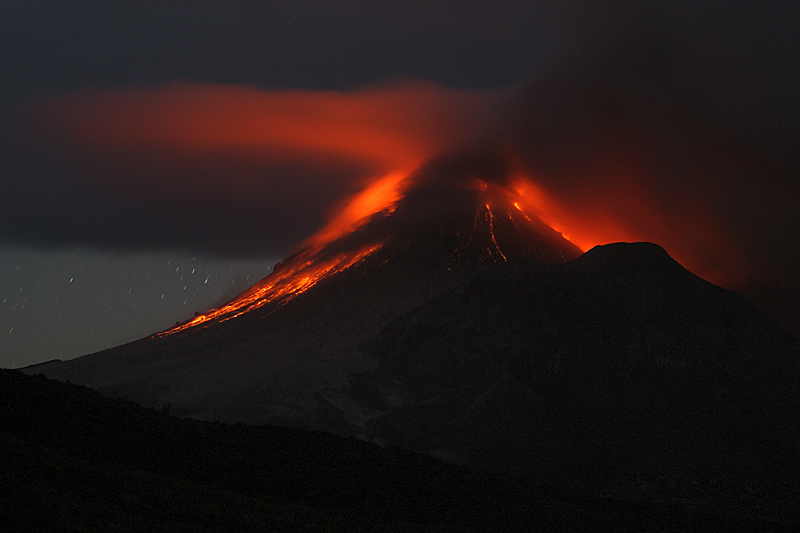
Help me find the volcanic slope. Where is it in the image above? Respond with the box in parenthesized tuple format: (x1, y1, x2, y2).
(357, 242, 800, 519)
(28, 176, 581, 431)
(25, 177, 800, 522)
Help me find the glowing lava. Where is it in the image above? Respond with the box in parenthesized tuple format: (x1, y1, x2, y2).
(159, 242, 384, 336)
(159, 171, 585, 336)
(304, 170, 410, 248)
(479, 203, 508, 262)
(159, 168, 414, 336)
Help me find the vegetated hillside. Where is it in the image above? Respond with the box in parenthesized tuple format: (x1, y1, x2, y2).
(0, 370, 779, 532)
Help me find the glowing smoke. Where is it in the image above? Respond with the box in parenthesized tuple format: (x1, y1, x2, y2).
(2, 74, 798, 335)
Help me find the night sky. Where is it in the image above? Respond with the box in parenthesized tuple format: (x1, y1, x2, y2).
(2, 1, 799, 368)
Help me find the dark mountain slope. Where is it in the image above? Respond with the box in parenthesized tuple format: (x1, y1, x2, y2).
(354, 243, 800, 519)
(26, 179, 580, 429)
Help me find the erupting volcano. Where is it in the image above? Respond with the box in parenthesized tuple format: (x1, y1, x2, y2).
(6, 0, 800, 524)
(27, 161, 580, 443)
(26, 156, 800, 520)
(159, 165, 581, 338)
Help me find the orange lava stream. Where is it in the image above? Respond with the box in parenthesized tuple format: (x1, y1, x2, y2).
(304, 169, 410, 248)
(157, 167, 411, 337)
(157, 242, 384, 336)
(483, 204, 508, 262)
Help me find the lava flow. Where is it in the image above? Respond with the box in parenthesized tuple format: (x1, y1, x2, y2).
(159, 241, 384, 336)
(158, 169, 582, 336)
(157, 170, 410, 336)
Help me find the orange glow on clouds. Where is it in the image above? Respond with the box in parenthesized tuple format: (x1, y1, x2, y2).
(43, 82, 500, 171)
(35, 81, 751, 293)
(40, 82, 501, 252)
(510, 169, 748, 289)
(306, 169, 409, 247)
(510, 177, 636, 251)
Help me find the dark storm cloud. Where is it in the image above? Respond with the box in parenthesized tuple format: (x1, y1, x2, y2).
(0, 132, 367, 258)
(0, 0, 560, 100)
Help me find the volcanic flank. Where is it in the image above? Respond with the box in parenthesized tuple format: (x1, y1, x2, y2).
(26, 164, 800, 520)
(160, 170, 580, 337)
(29, 165, 582, 425)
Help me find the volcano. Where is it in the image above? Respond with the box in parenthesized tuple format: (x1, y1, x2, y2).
(26, 169, 800, 520)
(28, 171, 583, 427)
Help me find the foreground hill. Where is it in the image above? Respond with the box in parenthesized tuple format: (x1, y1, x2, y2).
(0, 369, 785, 531)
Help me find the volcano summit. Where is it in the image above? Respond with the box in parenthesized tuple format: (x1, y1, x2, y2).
(27, 168, 800, 520)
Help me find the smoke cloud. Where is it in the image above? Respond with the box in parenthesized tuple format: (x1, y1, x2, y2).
(1, 82, 500, 257)
(501, 2, 800, 333)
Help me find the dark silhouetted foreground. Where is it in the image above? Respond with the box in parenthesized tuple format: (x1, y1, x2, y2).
(2, 370, 786, 531)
